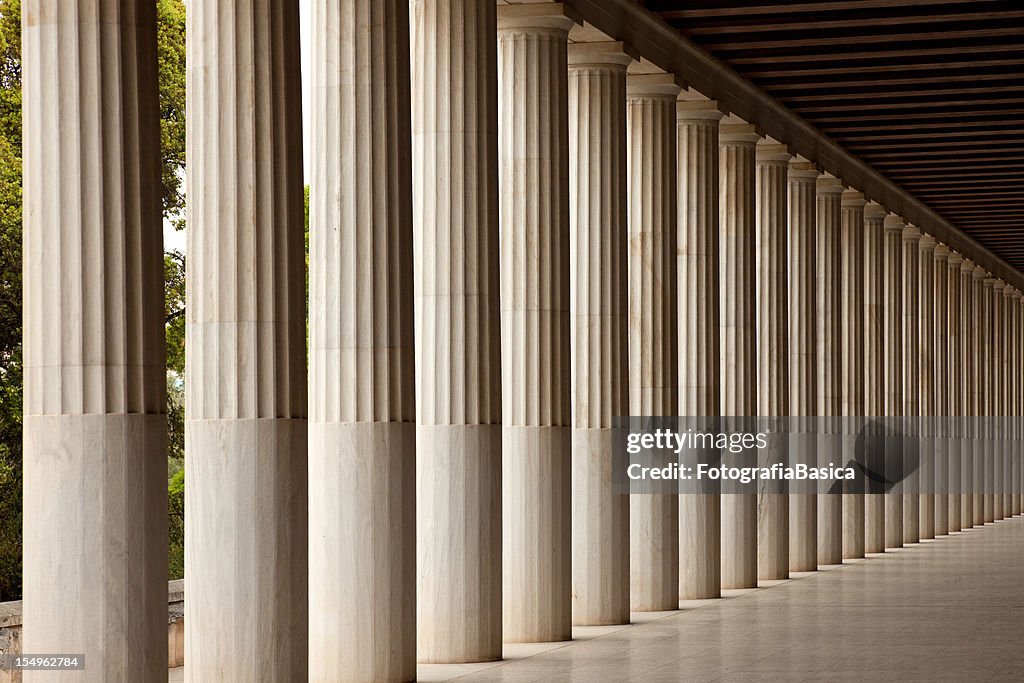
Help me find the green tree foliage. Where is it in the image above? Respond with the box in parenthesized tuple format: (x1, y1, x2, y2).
(0, 0, 188, 596)
(0, 0, 22, 602)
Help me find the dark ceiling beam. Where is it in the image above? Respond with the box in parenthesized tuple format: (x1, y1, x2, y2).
(806, 110, 1024, 125)
(727, 43, 1023, 65)
(781, 86, 1024, 103)
(762, 72, 1024, 90)
(566, 0, 1024, 288)
(843, 137, 1024, 150)
(697, 27, 1024, 51)
(743, 58, 1024, 78)
(682, 11, 1024, 35)
(652, 0, 1006, 19)
(794, 100, 1024, 115)
(853, 148, 1024, 159)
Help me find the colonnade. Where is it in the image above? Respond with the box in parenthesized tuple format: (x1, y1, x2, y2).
(19, 1, 1024, 682)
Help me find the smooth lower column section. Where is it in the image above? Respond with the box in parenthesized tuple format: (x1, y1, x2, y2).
(756, 143, 792, 581)
(961, 259, 977, 528)
(932, 244, 950, 537)
(788, 160, 819, 571)
(309, 2, 415, 680)
(412, 0, 502, 662)
(918, 235, 937, 540)
(719, 123, 760, 589)
(569, 42, 631, 626)
(901, 226, 922, 545)
(677, 99, 724, 600)
(946, 251, 964, 533)
(883, 215, 905, 549)
(1002, 287, 1015, 518)
(627, 71, 682, 611)
(841, 191, 866, 558)
(816, 177, 844, 565)
(497, 5, 576, 643)
(863, 202, 888, 552)
(22, 4, 166, 680)
(186, 2, 308, 680)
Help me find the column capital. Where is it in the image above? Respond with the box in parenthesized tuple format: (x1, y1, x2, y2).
(934, 243, 951, 259)
(902, 224, 921, 242)
(989, 278, 1006, 292)
(1009, 288, 1023, 301)
(720, 121, 761, 145)
(884, 214, 906, 232)
(864, 201, 888, 220)
(842, 189, 866, 207)
(947, 250, 963, 266)
(676, 98, 725, 121)
(919, 234, 937, 252)
(627, 72, 683, 98)
(568, 41, 635, 68)
(962, 257, 975, 273)
(755, 141, 792, 163)
(497, 3, 581, 32)
(816, 176, 846, 195)
(973, 265, 989, 280)
(788, 158, 821, 180)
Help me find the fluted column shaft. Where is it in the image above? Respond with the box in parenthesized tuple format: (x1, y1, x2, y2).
(946, 251, 964, 532)
(497, 5, 576, 642)
(901, 226, 921, 545)
(990, 280, 1005, 521)
(1011, 290, 1023, 517)
(817, 178, 844, 565)
(788, 161, 819, 571)
(22, 3, 166, 680)
(677, 101, 723, 600)
(309, 2, 415, 679)
(186, 2, 308, 679)
(627, 73, 681, 611)
(569, 43, 631, 626)
(756, 144, 791, 581)
(719, 123, 759, 589)
(970, 266, 987, 526)
(412, 0, 502, 662)
(961, 260, 978, 528)
(932, 245, 950, 537)
(883, 215, 905, 549)
(918, 235, 937, 540)
(979, 274, 994, 524)
(863, 202, 888, 552)
(1002, 287, 1015, 517)
(841, 191, 866, 558)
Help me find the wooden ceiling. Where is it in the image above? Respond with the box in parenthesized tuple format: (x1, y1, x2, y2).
(643, 0, 1024, 271)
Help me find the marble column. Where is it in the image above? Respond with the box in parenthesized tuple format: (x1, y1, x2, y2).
(961, 259, 978, 528)
(883, 214, 905, 549)
(971, 265, 987, 526)
(412, 0, 502, 662)
(569, 41, 631, 626)
(719, 121, 760, 589)
(932, 244, 950, 537)
(979, 274, 994, 524)
(863, 202, 888, 553)
(677, 99, 724, 600)
(788, 160, 819, 571)
(756, 143, 792, 581)
(627, 71, 682, 611)
(990, 279, 1005, 521)
(497, 4, 577, 642)
(841, 191, 867, 558)
(186, 1, 308, 679)
(947, 251, 964, 533)
(309, 1, 416, 679)
(22, 3, 166, 679)
(1003, 286, 1015, 518)
(1011, 289, 1023, 517)
(817, 177, 845, 565)
(901, 225, 921, 545)
(918, 235, 937, 540)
